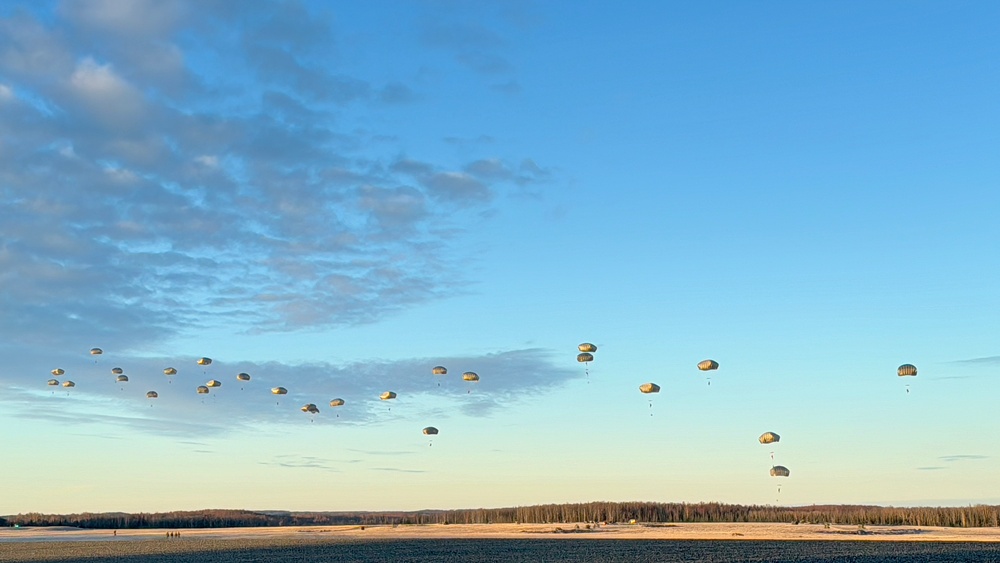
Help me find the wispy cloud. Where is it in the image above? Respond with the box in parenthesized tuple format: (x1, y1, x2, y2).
(940, 454, 987, 462)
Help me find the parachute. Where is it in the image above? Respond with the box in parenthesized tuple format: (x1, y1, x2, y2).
(111, 367, 124, 375)
(380, 391, 397, 400)
(577, 352, 594, 363)
(90, 348, 103, 356)
(206, 379, 221, 388)
(116, 375, 129, 383)
(462, 371, 479, 382)
(237, 373, 250, 381)
(146, 391, 158, 399)
(759, 432, 780, 444)
(163, 367, 177, 375)
(47, 379, 59, 386)
(898, 363, 917, 394)
(197, 385, 209, 394)
(329, 397, 345, 417)
(197, 357, 212, 366)
(271, 386, 287, 405)
(578, 343, 597, 353)
(697, 359, 718, 385)
(301, 403, 319, 414)
(51, 368, 64, 376)
(62, 380, 75, 388)
(432, 365, 447, 386)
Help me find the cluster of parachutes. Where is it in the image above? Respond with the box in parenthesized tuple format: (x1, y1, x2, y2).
(585, 341, 922, 498)
(44, 348, 489, 446)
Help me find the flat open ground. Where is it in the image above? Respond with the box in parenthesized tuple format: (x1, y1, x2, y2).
(3, 523, 1000, 562)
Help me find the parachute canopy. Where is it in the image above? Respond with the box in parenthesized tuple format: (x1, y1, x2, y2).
(197, 385, 209, 394)
(271, 387, 287, 395)
(116, 375, 129, 383)
(163, 367, 177, 376)
(197, 357, 213, 366)
(146, 391, 158, 399)
(462, 372, 479, 382)
(432, 366, 447, 375)
(422, 427, 439, 435)
(639, 382, 661, 394)
(237, 372, 251, 382)
(90, 348, 103, 355)
(380, 391, 397, 400)
(111, 367, 124, 375)
(759, 432, 780, 444)
(897, 364, 917, 377)
(301, 403, 319, 414)
(51, 368, 65, 376)
(770, 466, 790, 477)
(578, 343, 597, 353)
(206, 380, 221, 388)
(698, 359, 719, 371)
(47, 379, 59, 386)
(62, 380, 75, 388)
(329, 398, 345, 407)
(577, 352, 594, 363)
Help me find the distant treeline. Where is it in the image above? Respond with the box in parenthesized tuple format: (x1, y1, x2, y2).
(7, 502, 1000, 529)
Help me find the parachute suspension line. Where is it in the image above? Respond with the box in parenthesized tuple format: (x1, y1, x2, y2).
(586, 362, 590, 384)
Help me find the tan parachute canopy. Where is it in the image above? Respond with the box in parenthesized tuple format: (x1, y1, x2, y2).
(197, 357, 213, 366)
(206, 380, 221, 388)
(62, 380, 75, 388)
(197, 385, 210, 394)
(432, 366, 447, 375)
(271, 387, 288, 395)
(577, 352, 594, 363)
(422, 427, 439, 435)
(639, 382, 660, 394)
(329, 398, 345, 407)
(770, 466, 790, 477)
(578, 343, 597, 353)
(237, 372, 251, 382)
(111, 367, 124, 375)
(163, 367, 177, 375)
(47, 379, 59, 386)
(698, 359, 719, 371)
(301, 403, 319, 414)
(116, 375, 129, 383)
(462, 372, 479, 382)
(146, 391, 158, 399)
(51, 368, 64, 376)
(90, 348, 103, 355)
(380, 391, 397, 400)
(897, 364, 917, 377)
(759, 432, 780, 444)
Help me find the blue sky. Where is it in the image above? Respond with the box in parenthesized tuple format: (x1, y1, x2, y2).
(2, 0, 1000, 515)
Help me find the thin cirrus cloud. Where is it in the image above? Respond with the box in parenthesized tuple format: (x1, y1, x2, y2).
(0, 2, 552, 355)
